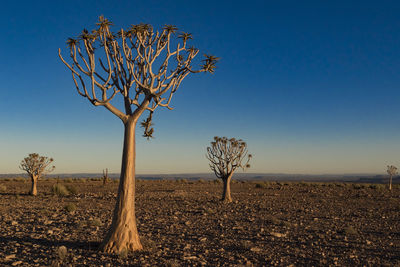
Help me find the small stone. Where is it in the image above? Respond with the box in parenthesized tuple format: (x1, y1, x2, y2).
(5, 254, 16, 260)
(47, 230, 53, 235)
(250, 247, 262, 252)
(11, 221, 18, 226)
(199, 237, 207, 242)
(184, 256, 198, 260)
(12, 261, 23, 266)
(270, 232, 286, 238)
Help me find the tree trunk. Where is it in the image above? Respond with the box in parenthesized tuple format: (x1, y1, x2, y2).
(30, 176, 38, 196)
(101, 118, 143, 253)
(221, 173, 233, 203)
(389, 175, 392, 191)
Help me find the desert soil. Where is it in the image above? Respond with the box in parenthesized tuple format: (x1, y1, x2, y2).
(0, 179, 399, 266)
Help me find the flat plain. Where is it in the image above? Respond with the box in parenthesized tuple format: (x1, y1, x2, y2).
(0, 179, 399, 266)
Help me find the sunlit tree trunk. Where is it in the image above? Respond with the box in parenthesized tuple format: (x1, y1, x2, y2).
(30, 175, 38, 196)
(222, 173, 233, 203)
(101, 118, 142, 253)
(389, 175, 393, 191)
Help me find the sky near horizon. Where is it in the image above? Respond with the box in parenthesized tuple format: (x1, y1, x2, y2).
(0, 0, 400, 175)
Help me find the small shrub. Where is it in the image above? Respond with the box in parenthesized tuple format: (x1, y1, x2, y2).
(205, 207, 216, 214)
(0, 184, 6, 192)
(64, 178, 74, 183)
(369, 184, 385, 190)
(255, 182, 266, 189)
(239, 240, 253, 250)
(213, 179, 221, 184)
(299, 181, 308, 186)
(197, 179, 205, 183)
(65, 203, 76, 213)
(265, 215, 281, 225)
(56, 245, 68, 261)
(89, 218, 102, 227)
(352, 184, 366, 190)
(65, 185, 78, 195)
(344, 225, 357, 236)
(52, 184, 69, 197)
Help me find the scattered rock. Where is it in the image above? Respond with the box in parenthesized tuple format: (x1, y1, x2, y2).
(5, 254, 16, 260)
(270, 232, 286, 238)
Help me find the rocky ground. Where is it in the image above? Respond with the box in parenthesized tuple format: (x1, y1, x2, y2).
(0, 178, 399, 266)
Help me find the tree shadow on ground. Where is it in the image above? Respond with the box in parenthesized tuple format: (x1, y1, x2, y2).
(0, 235, 100, 251)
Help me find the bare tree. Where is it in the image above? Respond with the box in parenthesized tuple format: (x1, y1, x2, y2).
(102, 168, 109, 185)
(19, 153, 55, 196)
(59, 16, 218, 253)
(386, 165, 397, 191)
(206, 137, 252, 203)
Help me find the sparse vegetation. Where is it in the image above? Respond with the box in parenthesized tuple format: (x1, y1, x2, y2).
(89, 218, 102, 227)
(255, 182, 267, 189)
(52, 184, 69, 197)
(0, 184, 6, 192)
(65, 203, 77, 213)
(344, 225, 358, 236)
(0, 179, 398, 266)
(65, 185, 78, 195)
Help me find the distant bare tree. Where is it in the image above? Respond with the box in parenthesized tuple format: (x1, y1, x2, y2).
(386, 165, 397, 191)
(19, 153, 55, 196)
(206, 137, 252, 203)
(102, 168, 109, 185)
(59, 16, 218, 253)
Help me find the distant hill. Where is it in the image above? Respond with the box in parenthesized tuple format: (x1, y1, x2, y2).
(0, 172, 398, 183)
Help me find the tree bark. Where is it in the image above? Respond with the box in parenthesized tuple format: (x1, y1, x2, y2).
(101, 118, 143, 253)
(30, 176, 38, 196)
(389, 175, 392, 191)
(221, 173, 233, 203)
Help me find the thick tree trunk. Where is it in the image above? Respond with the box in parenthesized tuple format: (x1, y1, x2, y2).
(101, 118, 143, 253)
(30, 176, 38, 196)
(221, 173, 233, 203)
(389, 175, 392, 191)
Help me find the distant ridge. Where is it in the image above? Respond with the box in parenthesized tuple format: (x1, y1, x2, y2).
(0, 172, 398, 184)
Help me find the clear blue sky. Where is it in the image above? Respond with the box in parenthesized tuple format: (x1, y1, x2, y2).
(1, 0, 399, 174)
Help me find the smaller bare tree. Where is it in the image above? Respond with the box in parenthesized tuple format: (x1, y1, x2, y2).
(19, 153, 55, 196)
(386, 165, 397, 191)
(206, 136, 252, 203)
(103, 168, 109, 185)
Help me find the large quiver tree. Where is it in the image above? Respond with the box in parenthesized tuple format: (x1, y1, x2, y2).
(206, 137, 252, 203)
(19, 153, 55, 196)
(59, 16, 218, 253)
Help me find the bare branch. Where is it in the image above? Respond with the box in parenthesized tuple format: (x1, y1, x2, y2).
(59, 16, 218, 135)
(206, 136, 252, 180)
